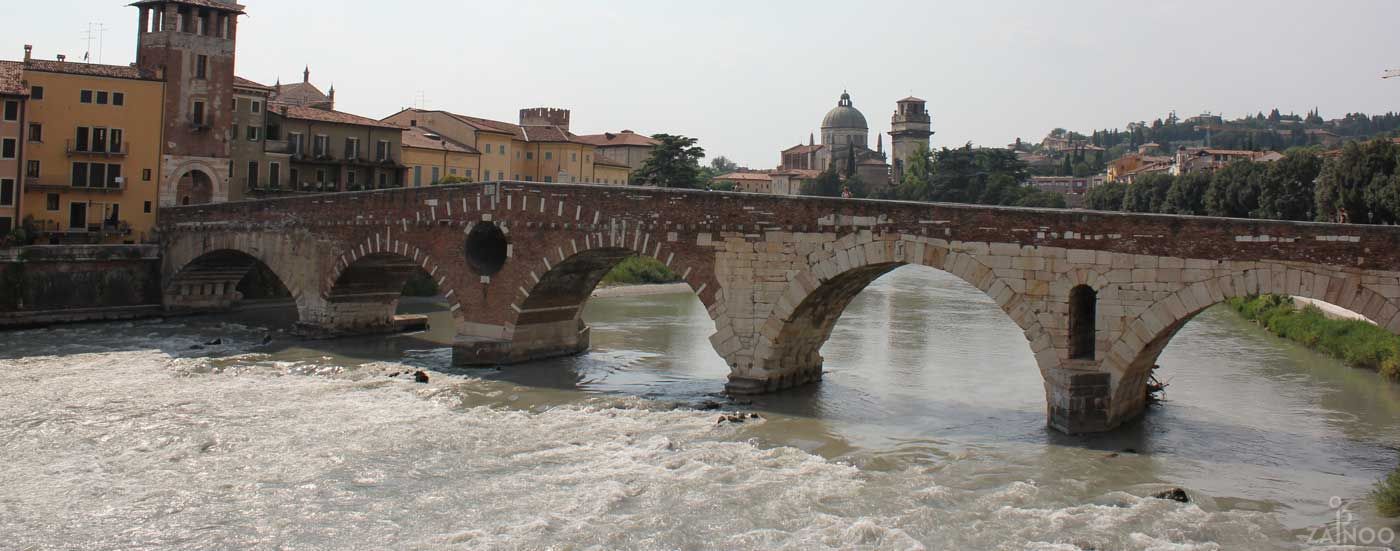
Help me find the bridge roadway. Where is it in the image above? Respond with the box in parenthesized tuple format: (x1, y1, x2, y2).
(157, 182, 1400, 433)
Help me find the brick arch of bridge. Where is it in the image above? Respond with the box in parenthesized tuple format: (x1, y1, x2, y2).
(318, 230, 471, 335)
(502, 224, 719, 365)
(734, 234, 1057, 394)
(1101, 263, 1400, 425)
(162, 231, 314, 317)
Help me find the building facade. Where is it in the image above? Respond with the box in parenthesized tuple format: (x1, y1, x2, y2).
(133, 0, 243, 207)
(889, 96, 933, 184)
(0, 61, 24, 236)
(228, 76, 270, 201)
(7, 50, 165, 244)
(383, 108, 632, 185)
(402, 125, 480, 186)
(573, 130, 659, 174)
(260, 104, 405, 193)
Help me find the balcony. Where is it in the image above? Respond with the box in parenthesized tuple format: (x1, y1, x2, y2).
(66, 140, 129, 158)
(264, 139, 294, 155)
(26, 180, 126, 194)
(30, 218, 133, 245)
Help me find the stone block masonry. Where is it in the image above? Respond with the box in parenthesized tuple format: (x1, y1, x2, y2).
(159, 182, 1400, 434)
(0, 245, 162, 327)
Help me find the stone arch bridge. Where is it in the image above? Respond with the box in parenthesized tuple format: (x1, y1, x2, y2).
(158, 182, 1400, 433)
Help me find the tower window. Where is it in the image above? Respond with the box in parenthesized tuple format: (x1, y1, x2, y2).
(192, 101, 205, 126)
(196, 55, 208, 79)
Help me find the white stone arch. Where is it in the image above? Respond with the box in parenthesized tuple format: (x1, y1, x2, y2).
(735, 234, 1055, 392)
(1100, 263, 1400, 422)
(162, 231, 316, 319)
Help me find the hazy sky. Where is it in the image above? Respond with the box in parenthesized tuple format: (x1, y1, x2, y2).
(7, 1, 1400, 167)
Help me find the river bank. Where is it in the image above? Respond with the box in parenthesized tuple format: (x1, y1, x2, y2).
(592, 282, 692, 298)
(1228, 294, 1400, 381)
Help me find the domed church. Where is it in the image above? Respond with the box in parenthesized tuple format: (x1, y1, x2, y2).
(779, 91, 933, 191)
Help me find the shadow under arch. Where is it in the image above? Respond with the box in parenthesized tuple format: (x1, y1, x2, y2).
(164, 248, 300, 318)
(1102, 266, 1400, 423)
(322, 251, 465, 335)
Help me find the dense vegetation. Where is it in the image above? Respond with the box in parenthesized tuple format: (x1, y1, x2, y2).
(633, 134, 707, 188)
(1085, 138, 1400, 223)
(1377, 467, 1400, 518)
(1080, 110, 1400, 154)
(401, 271, 440, 297)
(600, 256, 680, 285)
(1227, 294, 1400, 380)
(889, 144, 1066, 207)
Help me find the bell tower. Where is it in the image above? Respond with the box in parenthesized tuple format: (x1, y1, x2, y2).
(890, 97, 933, 185)
(133, 0, 244, 206)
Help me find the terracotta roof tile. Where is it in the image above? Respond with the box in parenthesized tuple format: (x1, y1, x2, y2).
(402, 126, 479, 154)
(20, 59, 156, 80)
(233, 76, 272, 91)
(716, 172, 772, 182)
(574, 131, 659, 147)
(783, 144, 825, 155)
(0, 61, 26, 96)
(273, 104, 405, 130)
(772, 169, 822, 178)
(271, 82, 329, 107)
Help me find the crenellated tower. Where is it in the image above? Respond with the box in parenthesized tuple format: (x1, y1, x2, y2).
(133, 0, 244, 206)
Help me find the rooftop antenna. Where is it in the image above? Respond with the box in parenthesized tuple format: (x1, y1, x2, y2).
(414, 90, 429, 109)
(81, 23, 109, 64)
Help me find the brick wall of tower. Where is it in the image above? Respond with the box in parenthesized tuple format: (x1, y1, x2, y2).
(136, 3, 238, 161)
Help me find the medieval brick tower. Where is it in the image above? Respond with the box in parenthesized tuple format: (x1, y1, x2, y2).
(133, 0, 243, 206)
(889, 97, 933, 185)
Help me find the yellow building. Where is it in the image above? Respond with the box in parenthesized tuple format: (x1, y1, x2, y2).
(7, 52, 164, 244)
(383, 107, 632, 185)
(402, 125, 480, 186)
(594, 157, 630, 185)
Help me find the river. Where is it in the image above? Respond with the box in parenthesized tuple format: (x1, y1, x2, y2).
(2, 267, 1398, 550)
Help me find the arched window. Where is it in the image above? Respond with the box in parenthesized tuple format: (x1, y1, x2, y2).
(1069, 285, 1096, 360)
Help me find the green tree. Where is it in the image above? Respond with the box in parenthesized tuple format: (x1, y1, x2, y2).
(1122, 173, 1173, 213)
(1204, 161, 1267, 218)
(710, 156, 739, 173)
(1255, 150, 1322, 220)
(800, 168, 844, 197)
(895, 143, 933, 201)
(1085, 182, 1126, 211)
(1161, 172, 1211, 215)
(1315, 139, 1400, 223)
(633, 134, 706, 188)
(1015, 190, 1068, 208)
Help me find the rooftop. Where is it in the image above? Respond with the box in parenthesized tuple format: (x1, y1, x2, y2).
(273, 104, 405, 130)
(593, 157, 632, 169)
(716, 172, 772, 181)
(0, 61, 25, 96)
(130, 0, 246, 14)
(783, 144, 825, 155)
(233, 76, 273, 91)
(573, 130, 660, 148)
(19, 58, 156, 81)
(402, 125, 479, 154)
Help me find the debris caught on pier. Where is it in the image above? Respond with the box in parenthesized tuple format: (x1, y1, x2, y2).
(1146, 364, 1169, 405)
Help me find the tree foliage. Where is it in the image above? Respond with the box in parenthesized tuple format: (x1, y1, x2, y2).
(633, 134, 706, 188)
(1084, 182, 1126, 211)
(892, 144, 1053, 207)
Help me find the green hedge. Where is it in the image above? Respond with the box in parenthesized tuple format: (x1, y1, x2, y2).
(601, 256, 681, 285)
(1378, 466, 1400, 518)
(1227, 294, 1400, 380)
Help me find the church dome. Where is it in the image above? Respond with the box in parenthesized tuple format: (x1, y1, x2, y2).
(821, 91, 868, 130)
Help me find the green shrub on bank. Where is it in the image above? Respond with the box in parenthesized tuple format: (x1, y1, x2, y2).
(1377, 465, 1400, 518)
(1227, 294, 1400, 380)
(402, 271, 440, 297)
(601, 256, 681, 285)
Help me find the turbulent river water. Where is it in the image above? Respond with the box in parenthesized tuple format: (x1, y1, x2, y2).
(4, 267, 1400, 550)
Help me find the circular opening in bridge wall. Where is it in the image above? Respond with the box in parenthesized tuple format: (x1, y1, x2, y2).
(465, 222, 509, 276)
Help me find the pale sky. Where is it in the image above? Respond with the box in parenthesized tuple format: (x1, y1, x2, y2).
(7, 1, 1400, 168)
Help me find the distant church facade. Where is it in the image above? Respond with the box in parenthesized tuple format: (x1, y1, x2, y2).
(778, 92, 933, 189)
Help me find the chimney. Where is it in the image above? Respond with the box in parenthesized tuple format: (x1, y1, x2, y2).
(56, 54, 66, 62)
(23, 45, 32, 63)
(303, 66, 310, 84)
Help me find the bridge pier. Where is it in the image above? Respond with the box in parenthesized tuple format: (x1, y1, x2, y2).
(451, 319, 592, 366)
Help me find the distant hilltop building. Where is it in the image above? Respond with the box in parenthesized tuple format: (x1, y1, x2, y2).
(776, 91, 933, 192)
